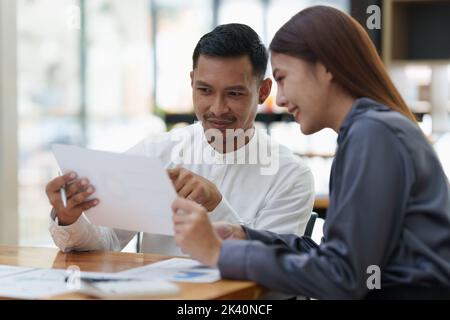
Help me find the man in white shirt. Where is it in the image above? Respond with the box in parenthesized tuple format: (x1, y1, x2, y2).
(46, 23, 314, 255)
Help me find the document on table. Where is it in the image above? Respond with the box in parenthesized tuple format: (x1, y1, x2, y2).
(0, 265, 179, 299)
(52, 144, 178, 235)
(0, 265, 36, 279)
(117, 258, 221, 283)
(0, 268, 77, 299)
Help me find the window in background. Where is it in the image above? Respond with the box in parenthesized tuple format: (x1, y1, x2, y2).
(18, 0, 164, 248)
(390, 64, 450, 180)
(85, 0, 164, 153)
(18, 0, 82, 246)
(218, 0, 264, 40)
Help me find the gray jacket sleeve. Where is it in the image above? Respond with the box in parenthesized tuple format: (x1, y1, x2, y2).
(218, 119, 413, 299)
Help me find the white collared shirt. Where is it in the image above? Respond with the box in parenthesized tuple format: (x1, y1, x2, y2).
(49, 122, 314, 255)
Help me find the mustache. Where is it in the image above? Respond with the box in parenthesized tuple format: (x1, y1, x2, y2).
(203, 113, 236, 123)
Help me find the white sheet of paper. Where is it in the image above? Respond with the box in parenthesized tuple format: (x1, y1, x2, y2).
(0, 268, 74, 299)
(0, 265, 36, 279)
(52, 144, 177, 235)
(0, 267, 179, 299)
(117, 258, 221, 283)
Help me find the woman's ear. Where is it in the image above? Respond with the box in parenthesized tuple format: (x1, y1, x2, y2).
(316, 62, 333, 83)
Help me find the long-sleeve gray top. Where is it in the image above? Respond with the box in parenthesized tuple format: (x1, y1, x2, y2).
(218, 97, 450, 299)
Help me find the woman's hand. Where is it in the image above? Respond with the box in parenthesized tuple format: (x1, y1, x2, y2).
(172, 197, 222, 267)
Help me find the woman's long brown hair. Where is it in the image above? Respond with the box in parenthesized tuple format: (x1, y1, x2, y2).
(269, 5, 417, 123)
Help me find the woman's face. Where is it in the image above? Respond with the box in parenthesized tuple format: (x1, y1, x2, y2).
(271, 53, 332, 135)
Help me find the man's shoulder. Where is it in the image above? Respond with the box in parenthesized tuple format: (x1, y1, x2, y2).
(278, 148, 311, 176)
(256, 129, 311, 175)
(257, 129, 305, 164)
(137, 124, 198, 144)
(127, 123, 199, 156)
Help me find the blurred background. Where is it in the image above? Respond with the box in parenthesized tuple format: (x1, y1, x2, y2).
(1, 0, 449, 250)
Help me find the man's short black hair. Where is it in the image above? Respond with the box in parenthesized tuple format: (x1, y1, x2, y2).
(192, 23, 268, 80)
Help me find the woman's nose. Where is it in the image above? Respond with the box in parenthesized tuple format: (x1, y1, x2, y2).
(276, 92, 288, 108)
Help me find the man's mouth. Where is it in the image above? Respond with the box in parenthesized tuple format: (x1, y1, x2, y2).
(207, 119, 235, 129)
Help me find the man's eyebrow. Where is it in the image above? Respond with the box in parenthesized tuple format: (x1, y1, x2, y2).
(194, 80, 212, 87)
(194, 81, 247, 91)
(225, 85, 247, 91)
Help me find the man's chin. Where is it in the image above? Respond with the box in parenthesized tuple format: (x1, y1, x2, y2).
(203, 122, 236, 133)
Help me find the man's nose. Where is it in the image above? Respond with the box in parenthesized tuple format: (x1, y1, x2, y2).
(210, 96, 230, 116)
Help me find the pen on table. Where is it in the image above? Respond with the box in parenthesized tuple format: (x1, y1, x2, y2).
(64, 276, 134, 283)
(59, 171, 68, 208)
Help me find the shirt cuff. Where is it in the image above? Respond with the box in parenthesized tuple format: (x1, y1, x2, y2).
(242, 226, 279, 244)
(49, 210, 91, 251)
(218, 239, 251, 280)
(208, 196, 241, 224)
(219, 239, 282, 285)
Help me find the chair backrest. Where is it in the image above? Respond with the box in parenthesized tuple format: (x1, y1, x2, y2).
(304, 212, 318, 237)
(304, 212, 325, 245)
(311, 216, 325, 244)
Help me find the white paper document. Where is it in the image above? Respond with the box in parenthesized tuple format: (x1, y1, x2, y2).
(0, 268, 75, 299)
(0, 266, 179, 299)
(0, 265, 35, 279)
(52, 144, 177, 235)
(80, 279, 180, 299)
(118, 258, 221, 283)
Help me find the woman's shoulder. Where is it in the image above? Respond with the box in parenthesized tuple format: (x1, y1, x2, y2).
(347, 100, 424, 144)
(344, 104, 432, 163)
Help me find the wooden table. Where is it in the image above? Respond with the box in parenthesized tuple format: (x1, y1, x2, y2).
(0, 246, 265, 300)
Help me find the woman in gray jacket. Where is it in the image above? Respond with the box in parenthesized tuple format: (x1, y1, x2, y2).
(171, 5, 450, 299)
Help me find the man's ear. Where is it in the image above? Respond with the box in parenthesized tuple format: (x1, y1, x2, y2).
(258, 78, 272, 104)
(190, 71, 194, 88)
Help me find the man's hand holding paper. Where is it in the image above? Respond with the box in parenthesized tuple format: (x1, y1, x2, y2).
(46, 172, 99, 226)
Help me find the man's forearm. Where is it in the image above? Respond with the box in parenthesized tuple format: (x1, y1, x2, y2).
(49, 212, 123, 252)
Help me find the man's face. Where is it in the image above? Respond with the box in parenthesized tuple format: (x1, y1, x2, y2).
(191, 55, 270, 139)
